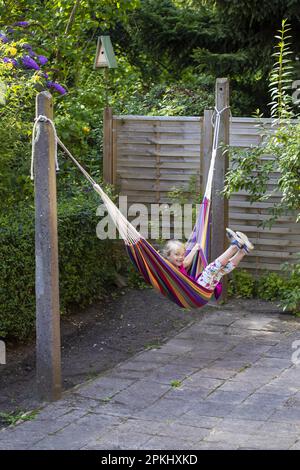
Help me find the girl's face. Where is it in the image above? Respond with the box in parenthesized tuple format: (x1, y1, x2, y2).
(168, 247, 185, 267)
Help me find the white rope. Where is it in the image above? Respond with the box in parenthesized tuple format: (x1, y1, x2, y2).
(31, 115, 59, 180)
(204, 106, 230, 201)
(30, 115, 141, 244)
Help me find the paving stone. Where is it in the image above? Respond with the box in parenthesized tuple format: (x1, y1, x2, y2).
(253, 357, 293, 369)
(187, 366, 237, 380)
(184, 373, 224, 390)
(228, 403, 275, 421)
(217, 380, 260, 393)
(163, 385, 209, 401)
(0, 429, 45, 450)
(146, 363, 199, 385)
(204, 390, 250, 405)
(1, 408, 88, 439)
(214, 418, 264, 433)
(233, 367, 281, 384)
(158, 339, 196, 355)
(269, 407, 300, 423)
(242, 392, 289, 408)
(241, 434, 297, 450)
(167, 354, 214, 369)
(134, 349, 180, 363)
(76, 377, 137, 400)
(196, 441, 239, 450)
(109, 379, 171, 410)
(179, 412, 221, 429)
(203, 430, 255, 447)
(81, 433, 152, 450)
(29, 413, 122, 450)
(212, 358, 257, 371)
(289, 440, 300, 450)
(142, 436, 198, 450)
(230, 316, 276, 330)
(259, 420, 300, 435)
(230, 342, 274, 356)
(178, 401, 235, 418)
(135, 398, 192, 420)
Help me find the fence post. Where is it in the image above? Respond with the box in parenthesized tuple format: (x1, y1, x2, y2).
(34, 91, 62, 401)
(103, 107, 113, 183)
(211, 78, 230, 301)
(201, 109, 214, 260)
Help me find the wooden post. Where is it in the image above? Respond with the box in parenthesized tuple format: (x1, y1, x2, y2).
(201, 110, 214, 260)
(34, 92, 62, 401)
(211, 78, 230, 301)
(103, 107, 113, 183)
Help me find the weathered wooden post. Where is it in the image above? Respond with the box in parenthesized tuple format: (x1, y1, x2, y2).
(103, 106, 113, 184)
(34, 91, 62, 401)
(211, 78, 230, 301)
(201, 109, 214, 260)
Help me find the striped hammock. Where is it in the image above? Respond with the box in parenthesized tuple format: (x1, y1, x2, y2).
(32, 107, 228, 309)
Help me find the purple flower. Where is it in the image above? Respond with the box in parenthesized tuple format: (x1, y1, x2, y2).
(22, 55, 40, 70)
(2, 57, 17, 67)
(46, 81, 67, 95)
(43, 72, 49, 79)
(22, 43, 33, 51)
(6, 27, 15, 34)
(22, 44, 36, 57)
(14, 21, 29, 27)
(37, 55, 48, 65)
(0, 33, 9, 43)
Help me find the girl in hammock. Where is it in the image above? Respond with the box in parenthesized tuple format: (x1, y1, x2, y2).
(163, 228, 254, 293)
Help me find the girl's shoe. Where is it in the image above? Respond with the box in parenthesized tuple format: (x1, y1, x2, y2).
(226, 228, 243, 249)
(236, 231, 254, 253)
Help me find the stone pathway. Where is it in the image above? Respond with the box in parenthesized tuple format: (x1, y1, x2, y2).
(1, 302, 300, 450)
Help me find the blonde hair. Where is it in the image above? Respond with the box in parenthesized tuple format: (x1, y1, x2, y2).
(162, 240, 185, 260)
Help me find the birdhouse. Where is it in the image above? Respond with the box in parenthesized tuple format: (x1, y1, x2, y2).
(94, 36, 117, 69)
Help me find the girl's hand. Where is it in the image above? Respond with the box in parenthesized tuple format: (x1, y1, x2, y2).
(192, 243, 200, 252)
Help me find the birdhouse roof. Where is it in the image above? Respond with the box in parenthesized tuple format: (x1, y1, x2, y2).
(94, 36, 117, 69)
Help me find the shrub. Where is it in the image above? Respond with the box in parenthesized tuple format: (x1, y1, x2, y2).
(0, 192, 128, 340)
(256, 272, 286, 301)
(228, 269, 255, 299)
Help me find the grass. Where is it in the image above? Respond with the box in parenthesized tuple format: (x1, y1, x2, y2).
(170, 379, 182, 388)
(0, 409, 39, 427)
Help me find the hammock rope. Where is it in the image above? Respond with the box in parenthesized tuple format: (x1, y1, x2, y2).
(31, 107, 230, 308)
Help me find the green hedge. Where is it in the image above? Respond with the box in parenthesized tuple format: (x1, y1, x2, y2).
(0, 193, 127, 340)
(228, 267, 300, 315)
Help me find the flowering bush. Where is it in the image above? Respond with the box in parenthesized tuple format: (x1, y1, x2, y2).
(0, 21, 66, 96)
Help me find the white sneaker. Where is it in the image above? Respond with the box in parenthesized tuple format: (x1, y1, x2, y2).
(226, 228, 243, 249)
(236, 231, 254, 253)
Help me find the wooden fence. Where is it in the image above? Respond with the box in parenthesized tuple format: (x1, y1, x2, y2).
(103, 110, 299, 273)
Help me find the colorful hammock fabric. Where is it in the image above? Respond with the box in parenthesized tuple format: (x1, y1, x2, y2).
(126, 238, 213, 309)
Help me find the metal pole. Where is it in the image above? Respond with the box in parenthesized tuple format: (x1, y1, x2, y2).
(34, 91, 62, 401)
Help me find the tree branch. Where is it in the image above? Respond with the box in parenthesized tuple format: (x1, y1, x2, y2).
(65, 0, 81, 35)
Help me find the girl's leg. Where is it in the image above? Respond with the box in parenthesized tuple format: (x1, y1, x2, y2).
(216, 245, 239, 267)
(229, 249, 246, 268)
(197, 248, 246, 290)
(212, 250, 246, 284)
